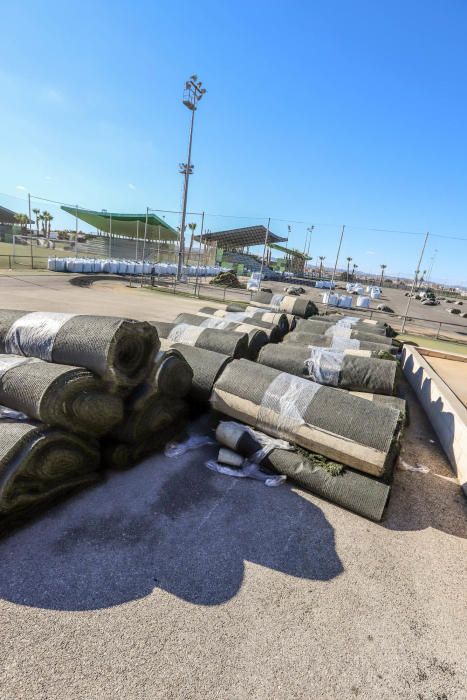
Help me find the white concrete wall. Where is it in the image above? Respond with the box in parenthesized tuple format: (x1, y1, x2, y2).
(402, 346, 467, 496)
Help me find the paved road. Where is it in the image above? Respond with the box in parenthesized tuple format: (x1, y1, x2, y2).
(0, 272, 465, 699)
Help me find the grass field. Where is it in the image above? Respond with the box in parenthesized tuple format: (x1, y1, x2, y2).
(399, 333, 467, 355)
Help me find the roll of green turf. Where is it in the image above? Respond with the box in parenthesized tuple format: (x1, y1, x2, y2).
(215, 421, 391, 522)
(211, 359, 401, 477)
(176, 311, 282, 345)
(113, 389, 187, 444)
(0, 417, 100, 525)
(0, 310, 160, 389)
(282, 331, 398, 355)
(257, 344, 398, 395)
(225, 304, 295, 331)
(251, 292, 318, 318)
(170, 343, 232, 403)
(198, 307, 288, 335)
(149, 348, 193, 398)
(151, 321, 249, 359)
(294, 318, 395, 345)
(0, 355, 123, 436)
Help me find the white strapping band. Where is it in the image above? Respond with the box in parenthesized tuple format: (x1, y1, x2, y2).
(4, 311, 76, 361)
(167, 323, 205, 345)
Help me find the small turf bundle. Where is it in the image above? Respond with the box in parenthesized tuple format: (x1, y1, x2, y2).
(215, 421, 391, 522)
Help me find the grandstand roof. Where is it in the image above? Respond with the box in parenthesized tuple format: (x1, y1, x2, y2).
(267, 242, 312, 260)
(61, 206, 178, 241)
(195, 225, 286, 248)
(0, 205, 18, 224)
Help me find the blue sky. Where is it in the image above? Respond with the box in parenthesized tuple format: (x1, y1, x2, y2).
(1, 0, 467, 285)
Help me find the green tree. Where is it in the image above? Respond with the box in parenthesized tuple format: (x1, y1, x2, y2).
(346, 256, 352, 282)
(379, 264, 387, 288)
(13, 213, 29, 229)
(318, 255, 325, 279)
(32, 208, 41, 236)
(186, 222, 197, 262)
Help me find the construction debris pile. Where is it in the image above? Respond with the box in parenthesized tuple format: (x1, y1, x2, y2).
(0, 293, 405, 532)
(208, 270, 244, 288)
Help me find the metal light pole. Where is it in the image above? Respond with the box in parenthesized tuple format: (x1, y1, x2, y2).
(401, 232, 429, 333)
(324, 225, 345, 310)
(177, 75, 207, 279)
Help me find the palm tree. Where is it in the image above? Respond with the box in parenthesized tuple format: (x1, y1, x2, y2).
(346, 256, 352, 282)
(379, 264, 387, 288)
(352, 263, 358, 281)
(186, 222, 197, 263)
(41, 211, 53, 239)
(318, 255, 325, 279)
(32, 208, 41, 236)
(13, 213, 29, 230)
(414, 268, 420, 287)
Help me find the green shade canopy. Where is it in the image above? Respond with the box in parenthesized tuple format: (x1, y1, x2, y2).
(61, 206, 178, 242)
(267, 242, 312, 260)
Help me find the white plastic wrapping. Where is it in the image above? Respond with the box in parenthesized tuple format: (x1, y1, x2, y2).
(270, 293, 285, 311)
(304, 348, 344, 386)
(205, 459, 286, 487)
(164, 434, 216, 457)
(199, 317, 231, 329)
(167, 323, 205, 345)
(0, 404, 30, 421)
(216, 420, 294, 464)
(4, 312, 76, 361)
(257, 372, 321, 439)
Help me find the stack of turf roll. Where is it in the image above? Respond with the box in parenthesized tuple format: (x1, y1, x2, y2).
(226, 303, 296, 331)
(0, 409, 101, 531)
(180, 310, 283, 343)
(0, 310, 160, 389)
(102, 348, 191, 470)
(0, 309, 194, 528)
(211, 359, 402, 478)
(256, 343, 398, 395)
(215, 421, 391, 521)
(250, 291, 318, 318)
(324, 313, 396, 336)
(152, 318, 259, 359)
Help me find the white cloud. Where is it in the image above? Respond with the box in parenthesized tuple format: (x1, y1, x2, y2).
(128, 183, 136, 190)
(16, 185, 26, 191)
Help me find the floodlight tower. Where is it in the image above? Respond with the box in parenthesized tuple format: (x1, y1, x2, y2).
(177, 74, 207, 279)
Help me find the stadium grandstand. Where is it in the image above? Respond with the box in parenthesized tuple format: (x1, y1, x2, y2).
(195, 225, 310, 275)
(60, 206, 188, 263)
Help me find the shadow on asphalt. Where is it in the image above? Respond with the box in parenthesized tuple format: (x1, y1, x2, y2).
(0, 443, 343, 611)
